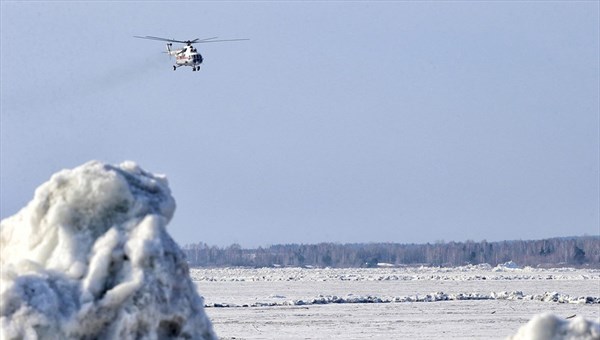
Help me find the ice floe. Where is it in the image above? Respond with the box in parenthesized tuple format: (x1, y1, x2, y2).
(0, 161, 216, 339)
(508, 313, 600, 340)
(203, 291, 598, 308)
(190, 266, 600, 283)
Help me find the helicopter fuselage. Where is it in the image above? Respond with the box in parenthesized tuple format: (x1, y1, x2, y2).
(169, 44, 203, 71)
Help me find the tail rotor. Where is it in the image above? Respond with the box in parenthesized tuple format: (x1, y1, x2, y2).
(165, 43, 173, 59)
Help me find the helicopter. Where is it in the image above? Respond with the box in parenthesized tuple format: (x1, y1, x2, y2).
(134, 35, 249, 71)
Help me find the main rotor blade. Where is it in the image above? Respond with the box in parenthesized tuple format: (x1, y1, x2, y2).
(196, 38, 250, 43)
(133, 36, 187, 43)
(134, 36, 249, 44)
(200, 37, 217, 41)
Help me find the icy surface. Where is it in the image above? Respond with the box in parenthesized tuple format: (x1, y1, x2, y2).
(192, 267, 600, 339)
(508, 313, 600, 340)
(190, 265, 600, 283)
(0, 161, 216, 339)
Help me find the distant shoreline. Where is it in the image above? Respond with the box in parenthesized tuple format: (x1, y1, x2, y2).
(182, 235, 600, 269)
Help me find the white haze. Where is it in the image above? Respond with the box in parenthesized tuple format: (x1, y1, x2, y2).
(0, 161, 216, 339)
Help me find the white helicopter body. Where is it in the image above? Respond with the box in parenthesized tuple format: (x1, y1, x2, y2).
(168, 44, 203, 71)
(134, 35, 248, 72)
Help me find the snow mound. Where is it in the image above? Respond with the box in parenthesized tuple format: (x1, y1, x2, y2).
(0, 161, 216, 339)
(508, 313, 600, 340)
(204, 290, 599, 308)
(376, 263, 395, 268)
(494, 261, 521, 271)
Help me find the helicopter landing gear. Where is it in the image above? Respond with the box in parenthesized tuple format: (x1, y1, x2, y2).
(173, 65, 176, 71)
(192, 66, 200, 72)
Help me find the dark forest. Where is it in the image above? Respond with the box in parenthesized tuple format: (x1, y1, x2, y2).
(182, 236, 599, 268)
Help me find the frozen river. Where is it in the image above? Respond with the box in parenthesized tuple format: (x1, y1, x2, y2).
(191, 265, 600, 339)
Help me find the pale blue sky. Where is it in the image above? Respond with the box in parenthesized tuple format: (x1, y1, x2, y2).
(1, 1, 598, 248)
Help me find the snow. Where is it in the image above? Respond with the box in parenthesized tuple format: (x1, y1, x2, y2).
(508, 313, 600, 340)
(192, 267, 599, 339)
(376, 262, 395, 268)
(201, 290, 598, 308)
(494, 261, 521, 271)
(189, 265, 600, 288)
(0, 161, 216, 339)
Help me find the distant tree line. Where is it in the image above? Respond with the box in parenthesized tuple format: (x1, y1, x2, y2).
(181, 236, 599, 268)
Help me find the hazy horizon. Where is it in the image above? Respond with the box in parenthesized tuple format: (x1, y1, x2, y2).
(182, 234, 598, 249)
